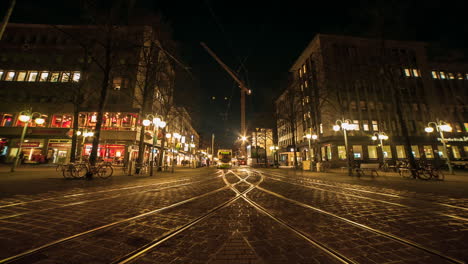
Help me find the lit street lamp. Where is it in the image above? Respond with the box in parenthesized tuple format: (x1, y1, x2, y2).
(371, 132, 389, 162)
(305, 133, 318, 171)
(333, 119, 357, 176)
(425, 120, 453, 175)
(11, 110, 45, 172)
(142, 114, 166, 176)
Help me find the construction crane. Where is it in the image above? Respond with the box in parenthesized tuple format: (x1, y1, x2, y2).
(200, 42, 251, 148)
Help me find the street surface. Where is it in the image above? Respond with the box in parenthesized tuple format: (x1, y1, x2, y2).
(0, 166, 467, 263)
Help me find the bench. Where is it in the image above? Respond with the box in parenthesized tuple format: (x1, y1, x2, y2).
(355, 163, 379, 177)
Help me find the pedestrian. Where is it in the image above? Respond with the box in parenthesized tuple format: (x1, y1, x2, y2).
(19, 152, 25, 164)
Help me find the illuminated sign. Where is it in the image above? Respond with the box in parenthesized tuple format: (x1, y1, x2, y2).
(437, 137, 468, 142)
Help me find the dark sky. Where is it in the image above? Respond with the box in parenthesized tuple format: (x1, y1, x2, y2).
(3, 0, 467, 148)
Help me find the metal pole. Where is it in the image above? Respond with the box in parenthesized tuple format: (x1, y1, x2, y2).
(150, 126, 158, 177)
(11, 120, 29, 172)
(211, 133, 215, 166)
(344, 128, 352, 176)
(439, 129, 453, 175)
(308, 138, 313, 171)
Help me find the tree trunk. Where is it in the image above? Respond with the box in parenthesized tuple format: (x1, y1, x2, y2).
(69, 107, 80, 163)
(157, 127, 167, 171)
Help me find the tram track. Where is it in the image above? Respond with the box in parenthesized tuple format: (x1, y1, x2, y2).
(243, 169, 465, 263)
(0, 176, 223, 220)
(0, 183, 230, 264)
(257, 170, 468, 217)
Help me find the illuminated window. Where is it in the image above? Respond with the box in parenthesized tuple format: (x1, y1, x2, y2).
(359, 101, 367, 110)
(39, 71, 49, 82)
(464, 146, 468, 157)
(412, 69, 420, 77)
(353, 120, 360, 130)
(50, 72, 60, 82)
(299, 69, 302, 78)
(0, 70, 3, 80)
(326, 146, 332, 160)
(352, 145, 363, 159)
(464, 123, 468, 132)
(448, 72, 455, 79)
(17, 71, 26, 81)
(27, 71, 38, 81)
(5, 71, 15, 81)
(113, 77, 122, 90)
(396, 145, 406, 158)
(382, 146, 392, 159)
(431, 71, 438, 79)
(300, 84, 303, 91)
(72, 72, 81, 82)
(455, 123, 462, 132)
(302, 64, 307, 74)
(368, 146, 378, 159)
(51, 114, 72, 128)
(456, 73, 463, 80)
(411, 145, 420, 158)
(61, 72, 70, 82)
(363, 120, 369, 131)
(319, 123, 323, 134)
(404, 68, 411, 77)
(437, 146, 446, 158)
(0, 114, 14, 127)
(423, 145, 434, 159)
(337, 146, 346, 160)
(350, 101, 357, 110)
(466, 73, 468, 80)
(372, 120, 378, 131)
(452, 146, 461, 159)
(439, 71, 446, 79)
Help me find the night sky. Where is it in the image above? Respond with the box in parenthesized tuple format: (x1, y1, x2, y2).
(2, 0, 467, 148)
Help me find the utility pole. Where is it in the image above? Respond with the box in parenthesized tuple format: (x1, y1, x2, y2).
(0, 0, 15, 40)
(211, 133, 215, 166)
(200, 42, 251, 157)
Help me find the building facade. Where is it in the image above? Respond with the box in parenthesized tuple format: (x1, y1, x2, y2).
(276, 34, 468, 167)
(0, 23, 199, 165)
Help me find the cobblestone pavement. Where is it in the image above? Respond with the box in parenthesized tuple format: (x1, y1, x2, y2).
(0, 167, 467, 263)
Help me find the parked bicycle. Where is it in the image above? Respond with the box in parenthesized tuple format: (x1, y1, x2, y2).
(73, 161, 114, 179)
(56, 163, 80, 179)
(397, 159, 444, 181)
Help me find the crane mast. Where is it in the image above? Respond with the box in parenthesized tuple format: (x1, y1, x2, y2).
(200, 42, 251, 140)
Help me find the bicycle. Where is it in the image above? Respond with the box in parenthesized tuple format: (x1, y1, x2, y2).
(56, 163, 81, 179)
(415, 164, 444, 181)
(79, 161, 114, 179)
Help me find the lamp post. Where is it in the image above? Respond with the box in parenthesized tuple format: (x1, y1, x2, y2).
(142, 114, 166, 176)
(11, 110, 45, 172)
(333, 119, 357, 176)
(269, 145, 279, 167)
(425, 121, 454, 175)
(371, 132, 389, 162)
(76, 130, 94, 162)
(172, 132, 181, 172)
(305, 133, 318, 171)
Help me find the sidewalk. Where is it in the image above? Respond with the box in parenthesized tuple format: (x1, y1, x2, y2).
(0, 164, 214, 198)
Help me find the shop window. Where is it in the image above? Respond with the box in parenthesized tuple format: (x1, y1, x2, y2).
(411, 145, 420, 158)
(51, 114, 72, 128)
(72, 72, 81, 82)
(353, 145, 363, 159)
(437, 146, 446, 159)
(431, 71, 438, 79)
(39, 71, 49, 82)
(5, 71, 15, 81)
(372, 120, 378, 131)
(321, 146, 326, 161)
(368, 145, 378, 159)
(61, 72, 70, 82)
(326, 146, 332, 160)
(27, 71, 38, 82)
(0, 114, 14, 127)
(363, 120, 369, 131)
(338, 146, 346, 160)
(382, 146, 392, 159)
(50, 72, 60, 82)
(423, 145, 434, 159)
(452, 146, 461, 159)
(16, 71, 26, 81)
(396, 145, 406, 159)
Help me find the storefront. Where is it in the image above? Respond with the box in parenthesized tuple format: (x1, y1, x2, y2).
(8, 138, 46, 164)
(83, 143, 126, 163)
(47, 139, 72, 164)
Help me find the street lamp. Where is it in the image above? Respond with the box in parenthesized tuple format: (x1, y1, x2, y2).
(371, 132, 389, 162)
(142, 114, 166, 176)
(11, 110, 45, 172)
(333, 118, 357, 176)
(425, 120, 453, 175)
(269, 145, 279, 167)
(305, 133, 318, 171)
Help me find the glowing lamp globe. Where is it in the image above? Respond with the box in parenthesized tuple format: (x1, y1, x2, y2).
(142, 119, 151, 126)
(18, 114, 31, 122)
(425, 127, 434, 133)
